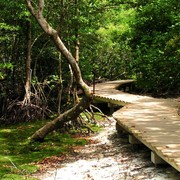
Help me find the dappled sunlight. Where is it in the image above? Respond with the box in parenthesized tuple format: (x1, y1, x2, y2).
(0, 121, 90, 178)
(37, 120, 179, 180)
(145, 127, 162, 131)
(93, 80, 180, 172)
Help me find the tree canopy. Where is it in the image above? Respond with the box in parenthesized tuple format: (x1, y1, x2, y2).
(0, 0, 179, 123)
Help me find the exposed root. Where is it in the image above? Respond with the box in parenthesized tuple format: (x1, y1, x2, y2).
(60, 115, 94, 135)
(59, 104, 111, 135)
(89, 104, 112, 122)
(1, 100, 52, 124)
(1, 83, 53, 124)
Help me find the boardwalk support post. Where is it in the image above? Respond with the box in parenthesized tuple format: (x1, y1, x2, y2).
(151, 151, 166, 165)
(108, 103, 114, 114)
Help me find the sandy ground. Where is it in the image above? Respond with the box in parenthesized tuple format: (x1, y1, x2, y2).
(33, 118, 180, 180)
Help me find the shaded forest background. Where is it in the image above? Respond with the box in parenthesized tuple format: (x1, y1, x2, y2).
(0, 0, 179, 124)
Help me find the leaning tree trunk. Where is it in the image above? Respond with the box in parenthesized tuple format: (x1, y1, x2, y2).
(26, 0, 92, 141)
(30, 96, 90, 141)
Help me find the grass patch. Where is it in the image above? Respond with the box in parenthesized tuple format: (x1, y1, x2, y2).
(0, 120, 91, 180)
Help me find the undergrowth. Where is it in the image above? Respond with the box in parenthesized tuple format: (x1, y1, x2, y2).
(0, 115, 103, 179)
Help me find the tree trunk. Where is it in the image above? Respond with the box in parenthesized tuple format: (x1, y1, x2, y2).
(30, 96, 91, 141)
(73, 0, 80, 104)
(68, 64, 74, 102)
(23, 20, 32, 108)
(26, 0, 92, 141)
(57, 52, 63, 114)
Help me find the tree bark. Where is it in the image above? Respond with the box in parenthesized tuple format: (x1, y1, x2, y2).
(23, 20, 32, 107)
(26, 0, 92, 141)
(73, 0, 80, 104)
(57, 52, 63, 114)
(30, 96, 91, 141)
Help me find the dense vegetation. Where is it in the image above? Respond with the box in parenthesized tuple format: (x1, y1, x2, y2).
(0, 0, 179, 178)
(0, 0, 179, 120)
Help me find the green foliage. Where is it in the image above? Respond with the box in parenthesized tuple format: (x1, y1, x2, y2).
(0, 63, 13, 80)
(130, 0, 180, 94)
(80, 3, 135, 80)
(1, 0, 179, 122)
(0, 120, 88, 179)
(0, 0, 32, 106)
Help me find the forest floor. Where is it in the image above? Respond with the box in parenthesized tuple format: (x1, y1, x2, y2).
(33, 117, 180, 180)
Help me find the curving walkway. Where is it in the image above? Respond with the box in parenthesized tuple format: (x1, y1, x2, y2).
(91, 80, 180, 172)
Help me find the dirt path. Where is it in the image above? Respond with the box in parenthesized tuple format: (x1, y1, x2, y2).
(33, 118, 179, 180)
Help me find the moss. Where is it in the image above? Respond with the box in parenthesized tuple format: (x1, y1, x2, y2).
(0, 119, 93, 179)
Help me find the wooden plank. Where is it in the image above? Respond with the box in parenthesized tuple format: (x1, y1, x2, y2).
(142, 138, 180, 143)
(91, 80, 180, 172)
(163, 152, 180, 158)
(156, 145, 180, 151)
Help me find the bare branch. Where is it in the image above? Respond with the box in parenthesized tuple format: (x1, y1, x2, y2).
(26, 0, 44, 17)
(25, 0, 93, 141)
(26, 0, 54, 35)
(31, 32, 44, 48)
(25, 0, 36, 16)
(26, 0, 90, 97)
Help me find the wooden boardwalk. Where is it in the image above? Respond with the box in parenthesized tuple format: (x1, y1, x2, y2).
(91, 80, 180, 172)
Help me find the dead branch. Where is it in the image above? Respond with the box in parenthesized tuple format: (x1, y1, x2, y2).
(90, 104, 112, 121)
